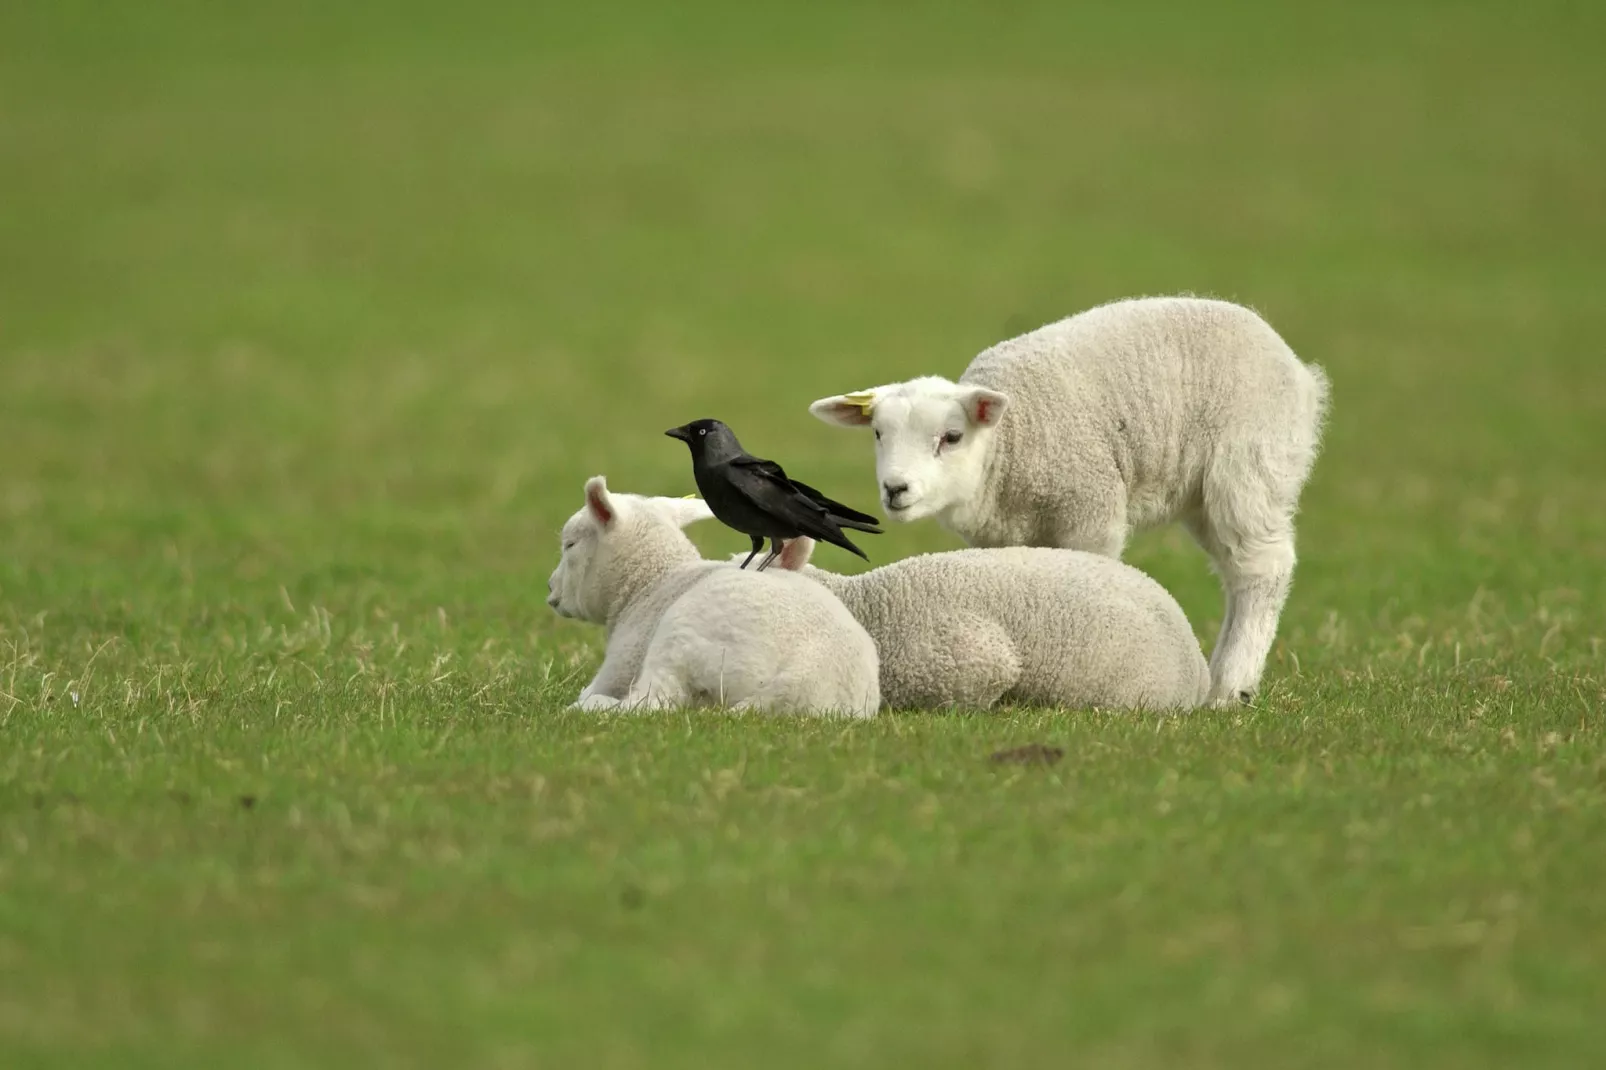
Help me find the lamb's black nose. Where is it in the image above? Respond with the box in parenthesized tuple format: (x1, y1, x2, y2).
(883, 481, 909, 500)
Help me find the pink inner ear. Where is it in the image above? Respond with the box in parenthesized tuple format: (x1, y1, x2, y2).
(586, 486, 614, 526)
(974, 397, 993, 424)
(838, 403, 872, 426)
(779, 538, 812, 570)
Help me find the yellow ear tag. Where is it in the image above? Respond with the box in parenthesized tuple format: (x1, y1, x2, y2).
(680, 493, 700, 499)
(843, 391, 877, 416)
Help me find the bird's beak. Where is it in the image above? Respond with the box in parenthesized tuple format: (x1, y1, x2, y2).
(665, 427, 691, 442)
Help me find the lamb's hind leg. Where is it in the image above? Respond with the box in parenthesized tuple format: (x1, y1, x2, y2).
(881, 614, 1019, 711)
(1213, 535, 1294, 707)
(1188, 472, 1300, 707)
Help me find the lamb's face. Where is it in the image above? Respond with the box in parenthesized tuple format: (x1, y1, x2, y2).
(810, 378, 1010, 523)
(856, 381, 1009, 523)
(547, 495, 613, 622)
(548, 478, 713, 622)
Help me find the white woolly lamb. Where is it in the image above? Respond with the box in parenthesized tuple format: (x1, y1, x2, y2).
(809, 294, 1330, 707)
(755, 537, 1210, 711)
(547, 476, 880, 717)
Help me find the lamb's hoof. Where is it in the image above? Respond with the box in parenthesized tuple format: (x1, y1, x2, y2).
(1208, 689, 1256, 710)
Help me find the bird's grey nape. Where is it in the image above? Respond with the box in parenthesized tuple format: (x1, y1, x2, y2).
(701, 421, 745, 462)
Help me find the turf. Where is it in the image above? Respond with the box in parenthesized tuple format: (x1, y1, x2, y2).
(2, 1, 1604, 1066)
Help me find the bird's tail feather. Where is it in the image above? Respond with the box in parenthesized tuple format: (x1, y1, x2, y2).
(787, 479, 882, 528)
(830, 515, 883, 535)
(823, 532, 870, 560)
(819, 502, 881, 527)
(797, 515, 871, 561)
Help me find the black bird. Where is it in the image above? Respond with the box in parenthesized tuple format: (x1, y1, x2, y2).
(665, 418, 883, 570)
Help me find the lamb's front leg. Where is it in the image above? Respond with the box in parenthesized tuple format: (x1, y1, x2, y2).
(569, 652, 634, 710)
(1050, 484, 1130, 560)
(618, 672, 691, 712)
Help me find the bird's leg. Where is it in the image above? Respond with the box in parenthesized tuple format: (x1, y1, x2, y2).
(738, 534, 765, 570)
(755, 537, 784, 572)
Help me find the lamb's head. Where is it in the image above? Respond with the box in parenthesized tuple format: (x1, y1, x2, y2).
(547, 476, 713, 623)
(809, 376, 1009, 523)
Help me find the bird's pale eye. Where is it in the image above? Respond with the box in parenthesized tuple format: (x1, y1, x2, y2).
(942, 430, 964, 446)
(699, 429, 707, 436)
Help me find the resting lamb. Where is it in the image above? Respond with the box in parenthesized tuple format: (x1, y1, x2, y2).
(547, 477, 879, 717)
(809, 294, 1329, 707)
(756, 537, 1210, 711)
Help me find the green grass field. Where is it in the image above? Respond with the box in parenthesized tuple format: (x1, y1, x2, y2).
(3, 2, 1605, 1066)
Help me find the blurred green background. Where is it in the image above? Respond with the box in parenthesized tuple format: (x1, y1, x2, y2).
(2, 2, 1604, 1066)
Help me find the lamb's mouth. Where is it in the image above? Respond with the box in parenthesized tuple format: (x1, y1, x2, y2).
(883, 499, 917, 516)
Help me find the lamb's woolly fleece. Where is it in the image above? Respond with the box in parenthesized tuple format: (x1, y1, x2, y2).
(766, 538, 1209, 711)
(810, 294, 1330, 707)
(548, 477, 879, 717)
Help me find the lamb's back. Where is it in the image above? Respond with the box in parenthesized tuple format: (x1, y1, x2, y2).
(959, 297, 1308, 532)
(864, 547, 1208, 709)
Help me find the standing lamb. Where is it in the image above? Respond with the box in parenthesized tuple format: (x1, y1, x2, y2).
(756, 537, 1210, 711)
(809, 295, 1330, 707)
(547, 476, 880, 717)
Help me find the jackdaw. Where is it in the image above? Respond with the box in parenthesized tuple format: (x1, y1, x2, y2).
(665, 418, 883, 570)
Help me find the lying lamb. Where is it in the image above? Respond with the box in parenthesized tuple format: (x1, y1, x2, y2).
(547, 476, 880, 717)
(809, 294, 1330, 707)
(753, 537, 1210, 711)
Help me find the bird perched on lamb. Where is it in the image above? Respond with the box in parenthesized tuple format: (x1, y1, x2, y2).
(808, 294, 1330, 708)
(547, 476, 880, 717)
(754, 537, 1211, 711)
(666, 417, 883, 570)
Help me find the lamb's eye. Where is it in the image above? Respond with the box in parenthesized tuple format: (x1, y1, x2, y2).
(942, 430, 964, 446)
(873, 429, 881, 441)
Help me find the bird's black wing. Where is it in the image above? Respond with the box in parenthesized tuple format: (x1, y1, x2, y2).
(723, 457, 813, 519)
(728, 455, 837, 521)
(729, 454, 792, 483)
(784, 476, 883, 530)
(719, 460, 871, 560)
(730, 457, 883, 531)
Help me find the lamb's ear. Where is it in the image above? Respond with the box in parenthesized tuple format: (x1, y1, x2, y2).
(809, 389, 882, 428)
(659, 495, 714, 529)
(776, 537, 816, 571)
(584, 476, 617, 528)
(958, 387, 1009, 427)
